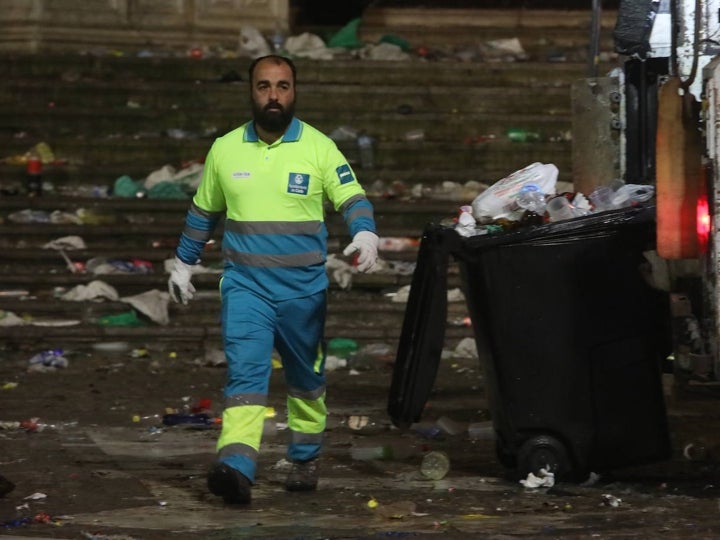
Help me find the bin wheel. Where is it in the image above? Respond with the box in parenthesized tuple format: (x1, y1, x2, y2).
(517, 434, 571, 480)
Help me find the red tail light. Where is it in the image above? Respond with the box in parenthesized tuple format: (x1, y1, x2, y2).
(697, 192, 710, 254)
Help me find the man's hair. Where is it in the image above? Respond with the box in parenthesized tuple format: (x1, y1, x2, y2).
(248, 55, 297, 86)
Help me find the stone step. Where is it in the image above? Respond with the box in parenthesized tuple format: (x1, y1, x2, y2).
(0, 54, 607, 84)
(2, 80, 574, 116)
(0, 138, 573, 190)
(358, 7, 618, 56)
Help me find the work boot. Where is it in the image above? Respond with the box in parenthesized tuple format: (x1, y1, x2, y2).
(207, 462, 252, 504)
(285, 458, 319, 492)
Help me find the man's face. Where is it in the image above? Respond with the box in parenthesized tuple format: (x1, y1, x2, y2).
(250, 58, 296, 134)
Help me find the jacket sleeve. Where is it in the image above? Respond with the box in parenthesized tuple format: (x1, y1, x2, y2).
(322, 142, 376, 237)
(175, 144, 226, 265)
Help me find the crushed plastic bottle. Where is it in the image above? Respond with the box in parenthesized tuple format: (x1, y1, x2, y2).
(28, 349, 67, 368)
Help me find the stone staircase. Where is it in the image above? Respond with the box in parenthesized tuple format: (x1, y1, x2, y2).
(0, 8, 619, 355)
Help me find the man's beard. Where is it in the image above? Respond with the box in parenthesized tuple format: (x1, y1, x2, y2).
(252, 99, 295, 134)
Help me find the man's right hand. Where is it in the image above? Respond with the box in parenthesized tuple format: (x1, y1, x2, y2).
(168, 256, 196, 305)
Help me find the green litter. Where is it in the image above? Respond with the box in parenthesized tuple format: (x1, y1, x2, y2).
(327, 337, 359, 358)
(379, 34, 411, 52)
(147, 180, 189, 200)
(113, 175, 146, 198)
(327, 18, 364, 49)
(97, 310, 147, 327)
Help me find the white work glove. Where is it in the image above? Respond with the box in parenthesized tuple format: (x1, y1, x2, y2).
(168, 256, 196, 305)
(343, 231, 379, 273)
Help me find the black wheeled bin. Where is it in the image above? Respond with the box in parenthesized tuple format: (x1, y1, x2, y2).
(388, 205, 672, 480)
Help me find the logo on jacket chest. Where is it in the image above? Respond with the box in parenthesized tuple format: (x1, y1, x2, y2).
(287, 172, 310, 195)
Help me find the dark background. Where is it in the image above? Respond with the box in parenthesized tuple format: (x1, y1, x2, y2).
(293, 0, 619, 26)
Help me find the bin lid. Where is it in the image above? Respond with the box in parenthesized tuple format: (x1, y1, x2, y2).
(457, 205, 656, 251)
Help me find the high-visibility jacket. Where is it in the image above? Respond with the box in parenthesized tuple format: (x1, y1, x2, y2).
(176, 117, 376, 299)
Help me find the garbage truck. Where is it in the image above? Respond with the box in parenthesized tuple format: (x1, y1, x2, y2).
(609, 0, 720, 392)
(387, 0, 720, 481)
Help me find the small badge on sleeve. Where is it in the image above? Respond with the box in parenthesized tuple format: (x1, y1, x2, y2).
(336, 164, 355, 185)
(287, 172, 310, 195)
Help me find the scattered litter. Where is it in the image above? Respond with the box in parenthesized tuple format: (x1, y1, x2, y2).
(580, 472, 601, 486)
(285, 32, 334, 60)
(601, 493, 622, 507)
(454, 337, 478, 358)
(93, 341, 131, 353)
(436, 415, 466, 436)
(81, 532, 141, 540)
(374, 499, 418, 519)
(199, 348, 226, 367)
(0, 310, 26, 326)
(60, 280, 119, 301)
(120, 289, 171, 325)
(326, 254, 354, 289)
(519, 468, 555, 488)
(347, 415, 370, 430)
(325, 355, 347, 371)
(42, 235, 86, 250)
(28, 349, 68, 371)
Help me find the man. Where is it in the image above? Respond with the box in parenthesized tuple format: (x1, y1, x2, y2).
(168, 54, 378, 505)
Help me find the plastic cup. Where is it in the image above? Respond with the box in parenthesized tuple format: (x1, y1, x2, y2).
(589, 185, 615, 212)
(546, 196, 576, 222)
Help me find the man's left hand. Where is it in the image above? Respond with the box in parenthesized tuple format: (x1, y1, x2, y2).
(343, 231, 379, 273)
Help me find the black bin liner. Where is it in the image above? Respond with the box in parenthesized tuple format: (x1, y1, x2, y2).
(613, 0, 660, 58)
(388, 205, 672, 480)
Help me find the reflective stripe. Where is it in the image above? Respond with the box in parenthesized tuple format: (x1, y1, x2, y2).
(224, 248, 324, 267)
(290, 430, 324, 445)
(218, 442, 258, 461)
(225, 393, 268, 408)
(339, 194, 368, 214)
(225, 220, 322, 235)
(190, 202, 224, 220)
(288, 385, 326, 401)
(346, 205, 374, 222)
(182, 226, 211, 241)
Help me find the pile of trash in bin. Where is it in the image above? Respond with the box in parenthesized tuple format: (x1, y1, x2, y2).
(453, 162, 655, 237)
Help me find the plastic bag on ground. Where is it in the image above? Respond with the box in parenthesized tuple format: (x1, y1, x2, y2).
(285, 33, 334, 60)
(120, 289, 171, 326)
(238, 25, 272, 58)
(60, 280, 119, 302)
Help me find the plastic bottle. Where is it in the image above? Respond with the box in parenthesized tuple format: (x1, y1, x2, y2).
(357, 134, 375, 169)
(350, 441, 416, 461)
(420, 450, 450, 480)
(515, 183, 547, 215)
(467, 421, 495, 440)
(271, 21, 285, 53)
(506, 128, 542, 142)
(25, 151, 43, 197)
(351, 445, 394, 460)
